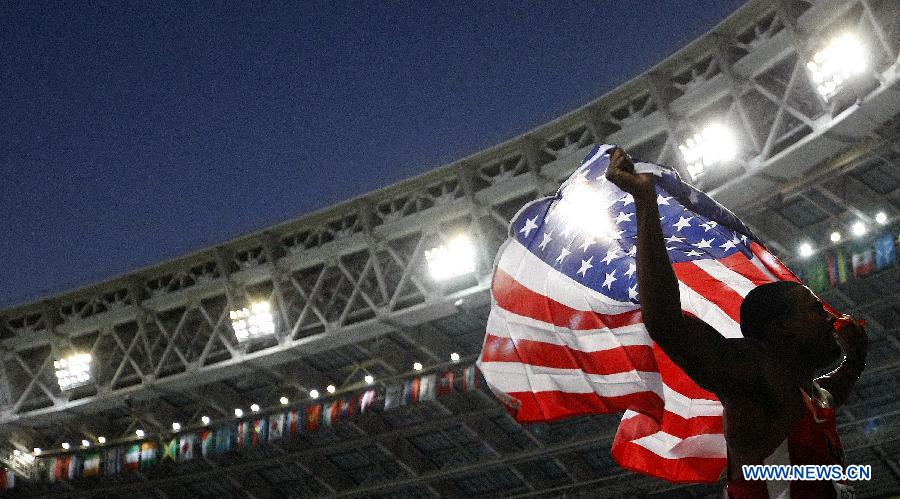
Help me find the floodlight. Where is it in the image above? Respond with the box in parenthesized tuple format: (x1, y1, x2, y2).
(230, 301, 276, 342)
(326, 384, 336, 394)
(135, 429, 145, 438)
(33, 448, 42, 455)
(172, 422, 181, 432)
(81, 439, 90, 448)
(852, 221, 866, 237)
(450, 352, 460, 362)
(201, 416, 211, 425)
(309, 389, 320, 399)
(12, 450, 19, 456)
(364, 375, 374, 385)
(280, 396, 289, 405)
(97, 436, 106, 444)
(830, 231, 841, 243)
(413, 362, 423, 371)
(234, 408, 244, 418)
(678, 123, 737, 180)
(553, 182, 618, 240)
(875, 212, 887, 225)
(250, 403, 260, 413)
(54, 352, 93, 391)
(61, 442, 70, 450)
(799, 243, 813, 258)
(425, 234, 477, 281)
(807, 33, 867, 100)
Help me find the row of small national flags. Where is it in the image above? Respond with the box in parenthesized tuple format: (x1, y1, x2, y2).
(28, 366, 479, 485)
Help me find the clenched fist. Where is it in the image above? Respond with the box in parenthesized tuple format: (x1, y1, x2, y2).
(605, 147, 656, 200)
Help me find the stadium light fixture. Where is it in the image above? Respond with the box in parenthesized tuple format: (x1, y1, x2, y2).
(172, 422, 181, 432)
(61, 442, 70, 450)
(97, 436, 106, 444)
(201, 416, 210, 425)
(33, 448, 42, 455)
(364, 375, 374, 385)
(234, 408, 243, 418)
(425, 234, 477, 281)
(135, 429, 145, 438)
(830, 231, 841, 243)
(875, 211, 887, 225)
(807, 33, 867, 100)
(230, 300, 276, 342)
(81, 439, 90, 448)
(413, 362, 423, 371)
(309, 389, 320, 399)
(799, 243, 813, 258)
(250, 403, 260, 413)
(678, 123, 737, 180)
(280, 396, 289, 405)
(326, 384, 336, 394)
(450, 352, 460, 362)
(54, 352, 93, 391)
(852, 221, 866, 237)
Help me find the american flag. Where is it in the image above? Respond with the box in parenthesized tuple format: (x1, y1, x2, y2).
(477, 144, 806, 483)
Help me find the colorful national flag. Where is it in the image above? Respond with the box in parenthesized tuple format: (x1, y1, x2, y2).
(803, 255, 830, 294)
(268, 413, 286, 442)
(828, 248, 850, 286)
(323, 401, 337, 427)
(162, 437, 178, 461)
(401, 378, 420, 405)
(384, 384, 401, 410)
(139, 442, 157, 469)
(51, 455, 70, 481)
(67, 454, 81, 480)
(306, 404, 321, 432)
(237, 421, 252, 448)
(340, 396, 355, 420)
(358, 389, 376, 414)
(252, 417, 268, 445)
(851, 247, 875, 277)
(179, 433, 197, 461)
(215, 427, 232, 453)
(288, 409, 301, 436)
(83, 453, 101, 477)
(124, 444, 140, 472)
(875, 233, 896, 271)
(437, 370, 455, 396)
(104, 447, 121, 476)
(0, 467, 14, 489)
(462, 365, 478, 391)
(200, 429, 213, 457)
(476, 144, 820, 483)
(419, 374, 437, 401)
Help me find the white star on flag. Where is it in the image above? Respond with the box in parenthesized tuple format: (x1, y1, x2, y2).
(673, 216, 692, 231)
(555, 246, 571, 265)
(601, 247, 620, 265)
(685, 249, 703, 257)
(693, 238, 714, 249)
(624, 262, 636, 278)
(519, 217, 538, 238)
(614, 212, 633, 224)
(577, 257, 593, 277)
(700, 221, 717, 232)
(580, 236, 595, 253)
(665, 234, 685, 244)
(657, 195, 672, 205)
(628, 285, 639, 300)
(720, 240, 736, 251)
(538, 232, 553, 251)
(602, 270, 617, 290)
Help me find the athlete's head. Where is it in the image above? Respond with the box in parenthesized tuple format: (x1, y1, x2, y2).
(740, 282, 841, 367)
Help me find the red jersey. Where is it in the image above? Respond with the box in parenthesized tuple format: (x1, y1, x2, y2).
(725, 384, 855, 499)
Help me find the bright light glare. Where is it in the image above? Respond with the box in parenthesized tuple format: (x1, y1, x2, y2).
(553, 183, 618, 240)
(799, 243, 813, 258)
(135, 429, 145, 438)
(425, 234, 477, 281)
(172, 422, 181, 432)
(97, 436, 106, 444)
(830, 231, 841, 243)
(54, 353, 92, 391)
(326, 385, 336, 394)
(201, 416, 211, 425)
(807, 33, 867, 100)
(234, 408, 244, 418)
(852, 221, 866, 237)
(280, 396, 289, 405)
(230, 301, 275, 342)
(678, 123, 737, 180)
(61, 442, 70, 450)
(450, 352, 460, 362)
(309, 389, 320, 399)
(413, 362, 423, 371)
(250, 403, 260, 413)
(364, 375, 374, 385)
(81, 439, 90, 448)
(875, 212, 887, 225)
(33, 448, 42, 455)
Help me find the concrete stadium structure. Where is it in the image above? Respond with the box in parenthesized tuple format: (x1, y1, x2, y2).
(1, 0, 899, 496)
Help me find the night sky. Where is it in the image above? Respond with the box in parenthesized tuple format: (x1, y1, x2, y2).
(0, 1, 746, 308)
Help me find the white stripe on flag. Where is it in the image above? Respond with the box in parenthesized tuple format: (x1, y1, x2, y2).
(693, 259, 757, 297)
(678, 281, 742, 338)
(630, 431, 727, 459)
(487, 307, 653, 350)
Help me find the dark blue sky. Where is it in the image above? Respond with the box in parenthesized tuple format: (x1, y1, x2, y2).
(0, 1, 746, 308)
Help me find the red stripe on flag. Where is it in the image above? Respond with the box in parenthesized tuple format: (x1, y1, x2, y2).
(653, 344, 718, 401)
(481, 334, 657, 374)
(673, 261, 744, 324)
(492, 268, 642, 330)
(717, 251, 776, 286)
(505, 390, 664, 423)
(750, 242, 800, 283)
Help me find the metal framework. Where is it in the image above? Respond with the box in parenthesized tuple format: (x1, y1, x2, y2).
(2, 0, 899, 496)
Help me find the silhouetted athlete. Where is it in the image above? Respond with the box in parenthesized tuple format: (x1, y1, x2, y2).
(605, 147, 868, 498)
